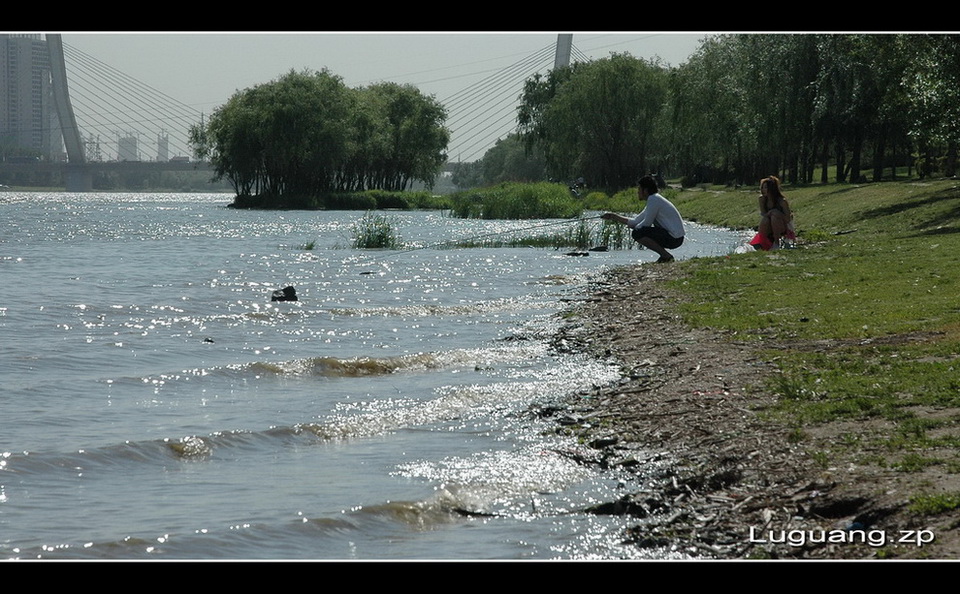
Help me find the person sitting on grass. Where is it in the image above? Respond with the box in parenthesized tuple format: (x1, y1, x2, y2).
(754, 175, 795, 250)
(601, 174, 685, 263)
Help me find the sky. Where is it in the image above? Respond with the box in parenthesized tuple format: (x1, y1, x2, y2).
(52, 32, 710, 162)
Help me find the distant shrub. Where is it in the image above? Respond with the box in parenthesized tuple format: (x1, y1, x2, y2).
(361, 190, 410, 210)
(580, 191, 610, 210)
(321, 190, 453, 211)
(449, 182, 582, 219)
(324, 193, 378, 210)
(405, 193, 454, 210)
(588, 188, 641, 213)
(229, 187, 455, 211)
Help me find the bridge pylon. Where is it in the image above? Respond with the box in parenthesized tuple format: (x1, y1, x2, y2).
(554, 34, 573, 69)
(46, 34, 92, 191)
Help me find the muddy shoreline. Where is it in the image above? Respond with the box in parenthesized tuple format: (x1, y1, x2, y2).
(547, 264, 958, 560)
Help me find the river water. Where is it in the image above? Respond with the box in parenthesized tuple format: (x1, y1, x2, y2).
(0, 192, 746, 560)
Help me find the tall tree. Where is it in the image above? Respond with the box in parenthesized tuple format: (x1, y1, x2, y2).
(361, 82, 450, 192)
(518, 54, 668, 190)
(669, 35, 755, 185)
(516, 66, 576, 178)
(190, 69, 353, 201)
(480, 134, 547, 184)
(902, 34, 960, 177)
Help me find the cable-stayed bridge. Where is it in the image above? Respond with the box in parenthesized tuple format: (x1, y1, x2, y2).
(439, 34, 587, 163)
(59, 38, 204, 165)
(11, 34, 585, 191)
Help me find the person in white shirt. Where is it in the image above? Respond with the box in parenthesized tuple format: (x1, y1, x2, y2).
(601, 175, 685, 263)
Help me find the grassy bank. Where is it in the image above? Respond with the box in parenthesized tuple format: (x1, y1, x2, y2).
(666, 179, 960, 512)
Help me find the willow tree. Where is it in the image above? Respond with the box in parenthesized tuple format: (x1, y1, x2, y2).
(518, 53, 668, 190)
(664, 33, 959, 186)
(189, 87, 267, 197)
(668, 35, 750, 185)
(480, 134, 547, 184)
(253, 69, 354, 197)
(902, 34, 960, 177)
(190, 70, 449, 203)
(359, 82, 449, 192)
(190, 69, 353, 202)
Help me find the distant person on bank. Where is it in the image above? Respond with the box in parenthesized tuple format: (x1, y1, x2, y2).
(601, 175, 685, 263)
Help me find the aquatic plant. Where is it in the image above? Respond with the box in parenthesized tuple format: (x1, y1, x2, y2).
(452, 218, 635, 250)
(351, 212, 401, 249)
(596, 218, 632, 250)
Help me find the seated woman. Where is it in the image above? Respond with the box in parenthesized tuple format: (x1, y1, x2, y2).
(752, 175, 795, 250)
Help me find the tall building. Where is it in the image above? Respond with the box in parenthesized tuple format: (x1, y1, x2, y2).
(157, 131, 169, 162)
(117, 133, 138, 161)
(0, 33, 61, 161)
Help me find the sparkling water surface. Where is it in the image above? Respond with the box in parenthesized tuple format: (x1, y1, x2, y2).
(0, 192, 746, 560)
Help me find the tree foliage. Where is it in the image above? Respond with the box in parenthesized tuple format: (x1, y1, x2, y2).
(900, 35, 960, 177)
(515, 34, 960, 191)
(666, 33, 960, 185)
(450, 134, 548, 190)
(517, 54, 668, 189)
(190, 70, 449, 203)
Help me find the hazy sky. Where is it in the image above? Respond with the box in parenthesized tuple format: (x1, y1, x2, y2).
(53, 31, 710, 161)
(61, 32, 706, 107)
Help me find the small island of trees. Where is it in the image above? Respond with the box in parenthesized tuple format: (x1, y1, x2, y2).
(189, 69, 450, 208)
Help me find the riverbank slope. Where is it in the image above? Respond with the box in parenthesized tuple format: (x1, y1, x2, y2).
(552, 179, 960, 559)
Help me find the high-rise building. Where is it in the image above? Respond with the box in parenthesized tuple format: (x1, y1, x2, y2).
(0, 33, 61, 161)
(117, 133, 138, 161)
(157, 131, 169, 162)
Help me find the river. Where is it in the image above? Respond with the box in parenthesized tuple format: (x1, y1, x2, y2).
(0, 192, 747, 560)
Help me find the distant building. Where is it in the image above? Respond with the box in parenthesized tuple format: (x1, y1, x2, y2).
(0, 34, 61, 160)
(117, 133, 138, 161)
(157, 131, 169, 162)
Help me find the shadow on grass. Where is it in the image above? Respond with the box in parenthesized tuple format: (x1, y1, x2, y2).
(910, 226, 960, 237)
(860, 186, 960, 233)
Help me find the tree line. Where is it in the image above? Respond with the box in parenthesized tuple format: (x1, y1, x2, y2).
(189, 69, 449, 204)
(191, 36, 960, 201)
(501, 33, 960, 191)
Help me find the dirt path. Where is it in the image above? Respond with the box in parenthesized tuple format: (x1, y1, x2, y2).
(548, 264, 960, 560)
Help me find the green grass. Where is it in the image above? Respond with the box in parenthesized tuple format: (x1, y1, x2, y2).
(673, 179, 960, 236)
(666, 177, 960, 476)
(894, 453, 944, 473)
(673, 180, 960, 342)
(908, 492, 960, 515)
